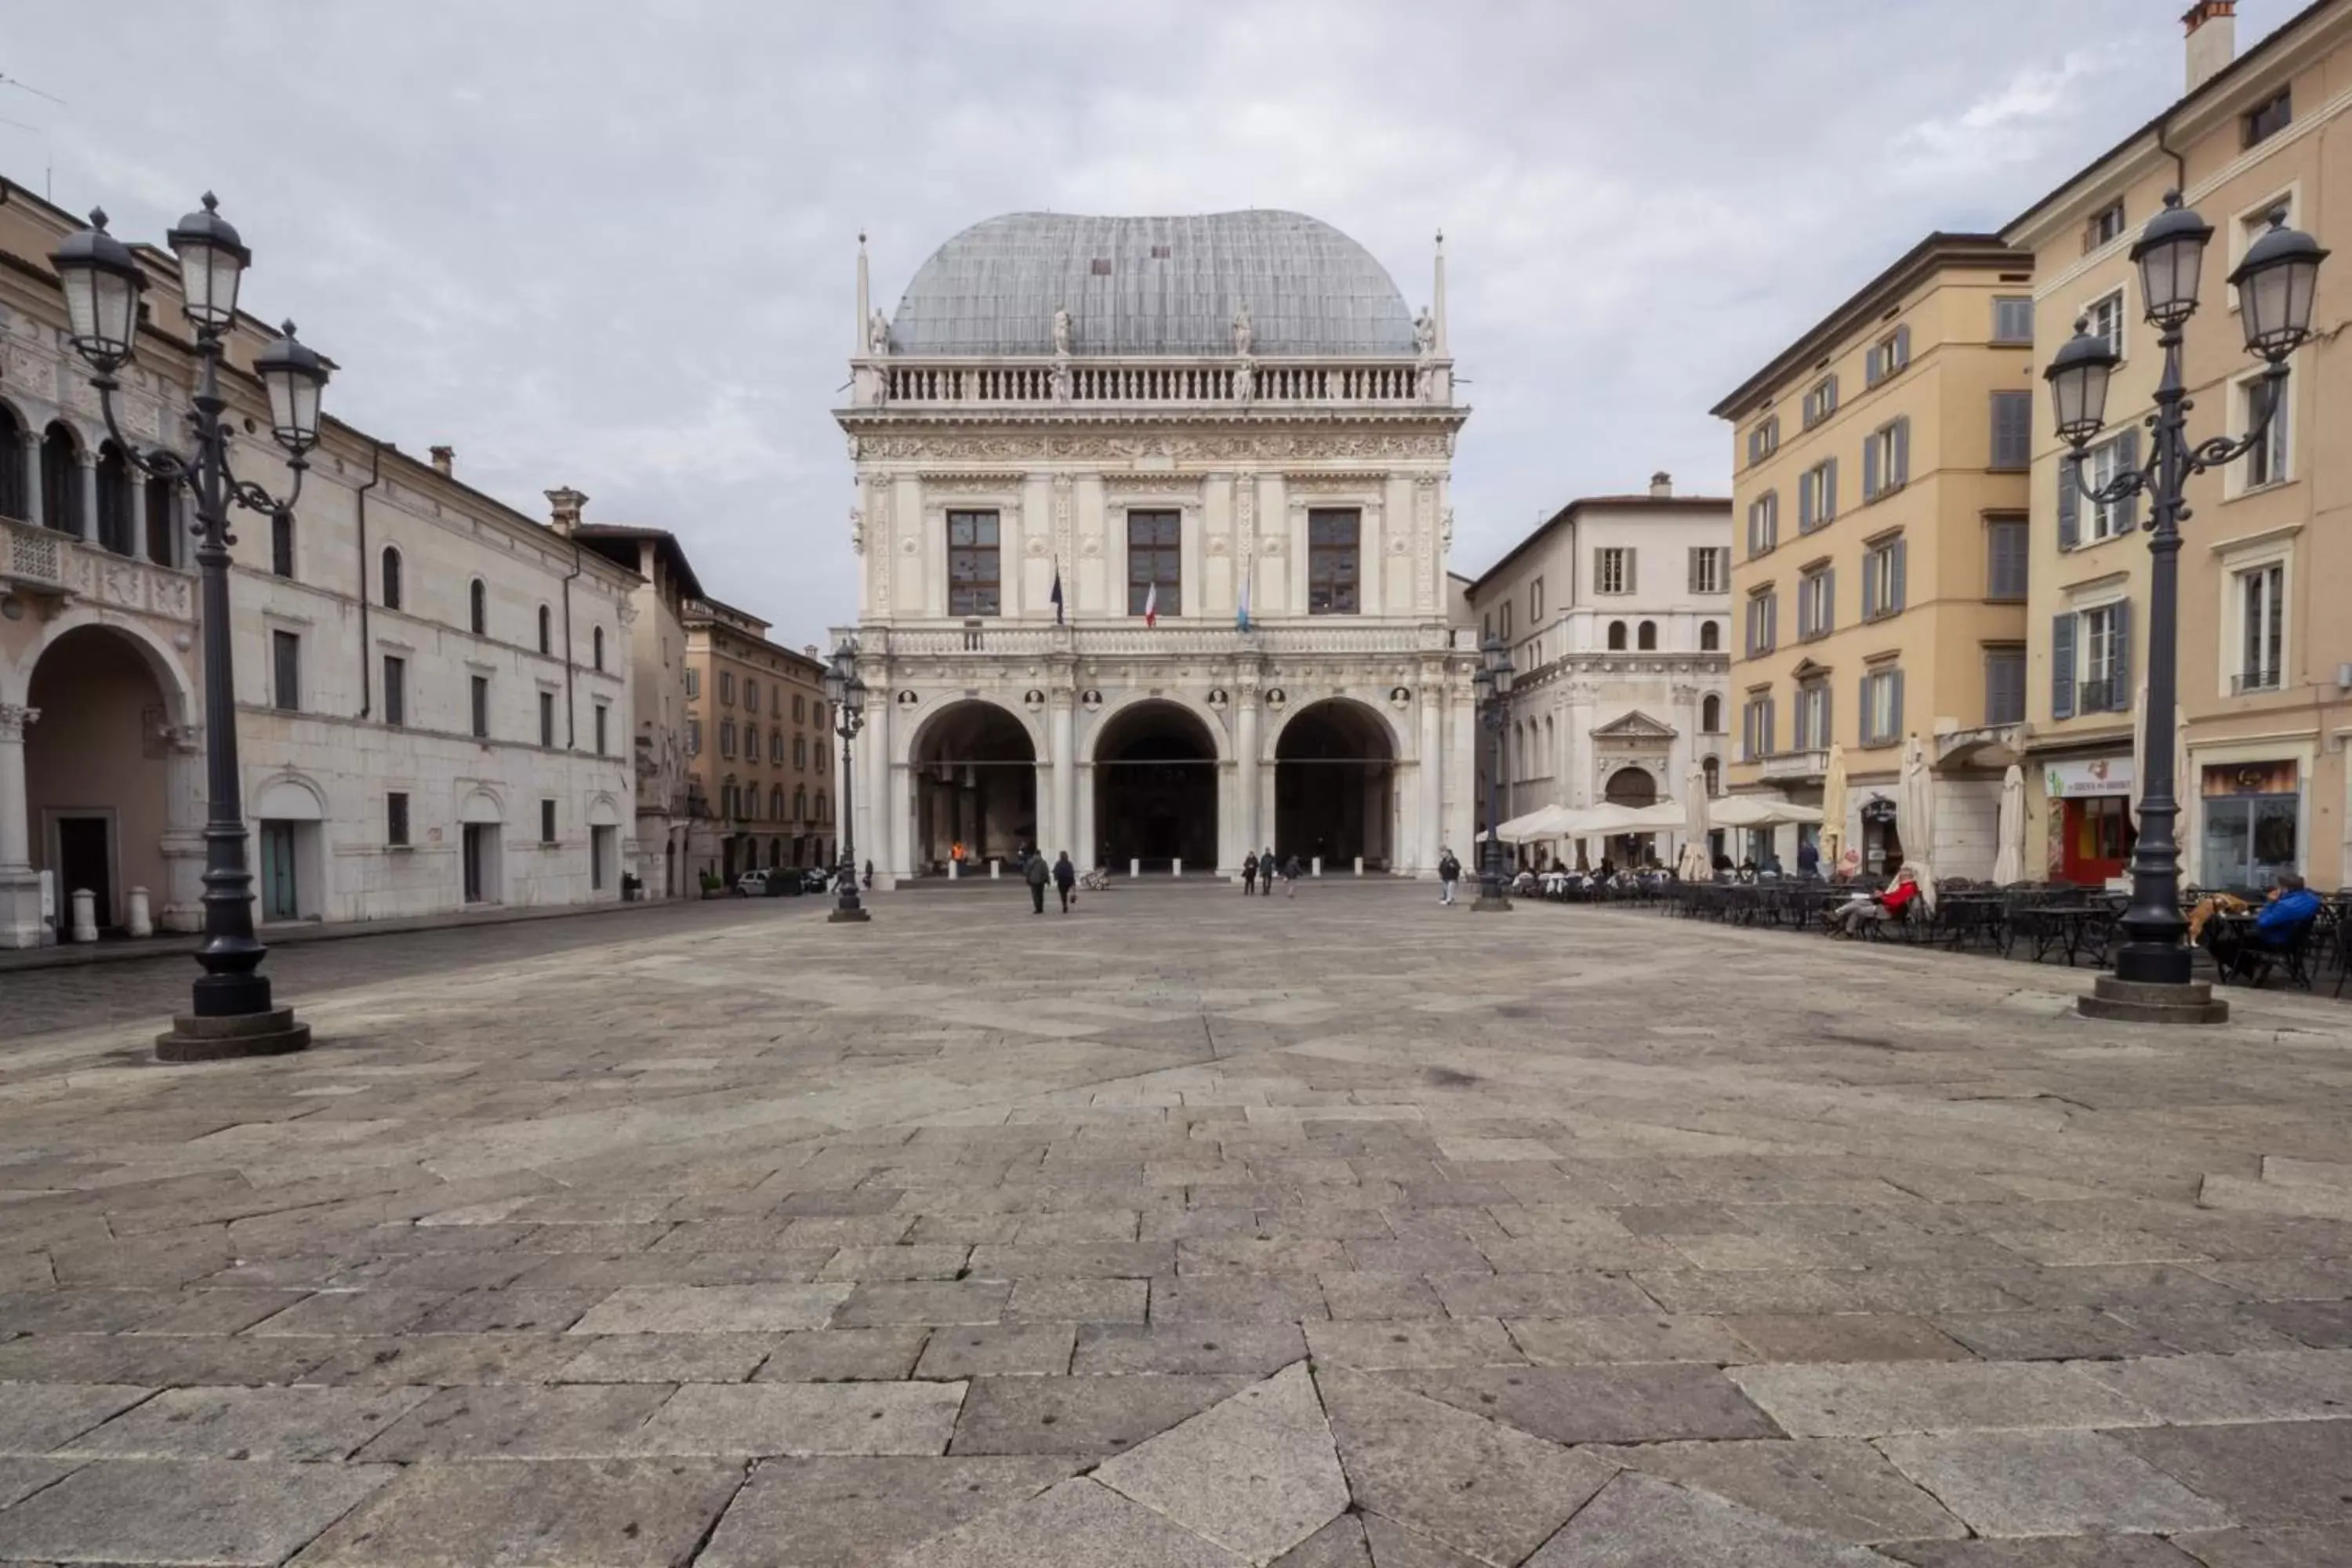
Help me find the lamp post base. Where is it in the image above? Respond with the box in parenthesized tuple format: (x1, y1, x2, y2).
(155, 1005, 311, 1062)
(1472, 887, 1512, 913)
(2077, 975, 2228, 1025)
(828, 906, 872, 924)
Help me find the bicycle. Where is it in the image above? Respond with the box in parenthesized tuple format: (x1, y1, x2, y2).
(1077, 868, 1109, 893)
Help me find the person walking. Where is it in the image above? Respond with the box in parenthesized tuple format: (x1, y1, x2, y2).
(1282, 852, 1302, 898)
(1242, 851, 1259, 896)
(1437, 846, 1461, 906)
(1053, 850, 1077, 913)
(1024, 848, 1050, 914)
(862, 858, 874, 891)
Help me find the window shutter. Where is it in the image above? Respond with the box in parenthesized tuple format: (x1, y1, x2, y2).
(1826, 374, 1838, 415)
(1890, 669, 1905, 739)
(1825, 457, 1838, 519)
(1689, 550, 1701, 593)
(2057, 462, 2081, 550)
(1891, 539, 1907, 613)
(2111, 599, 2132, 707)
(1859, 675, 1874, 745)
(1747, 426, 1760, 465)
(1895, 325, 1911, 369)
(1867, 344, 1883, 387)
(1744, 604, 1756, 658)
(1765, 698, 1777, 755)
(1863, 435, 1881, 503)
(1824, 568, 1835, 633)
(1862, 557, 1878, 619)
(1893, 418, 1911, 487)
(2118, 430, 2142, 531)
(2052, 614, 2077, 720)
(1766, 593, 1777, 650)
(1798, 477, 1814, 532)
(1822, 685, 1834, 753)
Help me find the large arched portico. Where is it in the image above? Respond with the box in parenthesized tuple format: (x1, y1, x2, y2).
(1092, 700, 1217, 873)
(22, 625, 182, 934)
(1602, 764, 1659, 870)
(910, 700, 1036, 873)
(1275, 699, 1397, 870)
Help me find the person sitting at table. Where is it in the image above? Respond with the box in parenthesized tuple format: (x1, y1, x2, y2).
(1832, 847, 1864, 884)
(2201, 873, 2321, 982)
(1826, 866, 1922, 938)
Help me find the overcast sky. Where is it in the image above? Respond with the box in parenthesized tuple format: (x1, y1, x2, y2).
(2, 0, 2303, 648)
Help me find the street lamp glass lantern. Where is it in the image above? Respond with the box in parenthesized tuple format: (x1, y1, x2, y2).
(842, 673, 868, 717)
(2229, 209, 2330, 361)
(2129, 192, 2213, 330)
(51, 209, 147, 373)
(2044, 319, 2120, 448)
(165, 193, 250, 332)
(253, 321, 328, 453)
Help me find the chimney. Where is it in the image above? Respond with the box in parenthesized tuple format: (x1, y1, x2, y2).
(1649, 471, 1674, 499)
(2184, 1, 2237, 93)
(429, 445, 454, 477)
(545, 486, 587, 535)
(804, 644, 820, 659)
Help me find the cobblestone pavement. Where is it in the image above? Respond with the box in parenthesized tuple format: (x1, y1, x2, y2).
(0, 882, 2348, 1566)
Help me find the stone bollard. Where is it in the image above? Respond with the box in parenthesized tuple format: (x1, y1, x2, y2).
(70, 887, 97, 943)
(1354, 857, 1364, 877)
(127, 887, 153, 938)
(1173, 858, 1183, 878)
(989, 861, 1000, 880)
(1130, 859, 1141, 878)
(949, 860, 959, 880)
(1312, 856, 1323, 878)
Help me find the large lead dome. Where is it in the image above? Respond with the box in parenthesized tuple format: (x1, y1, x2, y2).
(887, 210, 1417, 358)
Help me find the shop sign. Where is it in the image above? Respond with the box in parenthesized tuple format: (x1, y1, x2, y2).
(2045, 758, 2132, 798)
(2200, 759, 2298, 798)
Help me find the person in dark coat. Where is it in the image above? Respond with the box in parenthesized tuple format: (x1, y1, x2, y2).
(1024, 848, 1050, 913)
(1796, 836, 1820, 880)
(1437, 847, 1462, 906)
(1281, 853, 1303, 898)
(1242, 851, 1260, 896)
(1052, 851, 1076, 913)
(1261, 848, 1276, 906)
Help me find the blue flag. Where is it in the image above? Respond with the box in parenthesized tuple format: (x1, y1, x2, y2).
(1051, 562, 1065, 624)
(1236, 568, 1251, 631)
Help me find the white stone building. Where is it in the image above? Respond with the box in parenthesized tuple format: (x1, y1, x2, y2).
(0, 182, 638, 946)
(1461, 477, 1734, 866)
(837, 211, 1477, 885)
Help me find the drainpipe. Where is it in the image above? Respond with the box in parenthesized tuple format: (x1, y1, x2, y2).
(355, 440, 383, 719)
(2154, 118, 2190, 208)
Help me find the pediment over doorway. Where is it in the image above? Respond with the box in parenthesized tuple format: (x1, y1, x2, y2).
(1590, 710, 1678, 742)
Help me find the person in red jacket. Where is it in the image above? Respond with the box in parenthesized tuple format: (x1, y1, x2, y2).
(1827, 866, 1921, 938)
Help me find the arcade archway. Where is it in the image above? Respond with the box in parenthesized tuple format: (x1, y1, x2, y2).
(1093, 702, 1216, 873)
(24, 626, 178, 934)
(1275, 700, 1396, 870)
(912, 702, 1036, 873)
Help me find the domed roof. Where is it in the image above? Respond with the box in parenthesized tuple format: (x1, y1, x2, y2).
(887, 210, 1417, 358)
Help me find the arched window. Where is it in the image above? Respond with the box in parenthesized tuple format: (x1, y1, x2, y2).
(592, 626, 605, 672)
(95, 441, 134, 555)
(795, 785, 808, 820)
(769, 785, 784, 819)
(1700, 619, 1722, 652)
(469, 578, 487, 636)
(1702, 694, 1723, 733)
(744, 725, 759, 766)
(0, 402, 24, 521)
(537, 604, 552, 655)
(1703, 756, 1722, 797)
(144, 474, 176, 565)
(1606, 620, 1628, 652)
(1638, 620, 1658, 651)
(380, 546, 404, 610)
(815, 789, 829, 822)
(41, 423, 82, 537)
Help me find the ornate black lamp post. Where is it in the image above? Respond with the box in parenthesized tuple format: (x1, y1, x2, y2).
(2046, 194, 2327, 1023)
(822, 639, 871, 924)
(53, 198, 328, 1061)
(1472, 632, 1514, 912)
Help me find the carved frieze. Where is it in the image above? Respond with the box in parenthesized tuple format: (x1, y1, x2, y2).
(851, 430, 1453, 464)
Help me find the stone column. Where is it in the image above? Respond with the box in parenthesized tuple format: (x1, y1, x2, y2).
(18, 432, 42, 529)
(0, 705, 43, 947)
(128, 474, 150, 561)
(1051, 693, 1076, 857)
(159, 726, 205, 933)
(1418, 674, 1443, 873)
(1235, 691, 1261, 863)
(75, 450, 97, 542)
(863, 685, 893, 885)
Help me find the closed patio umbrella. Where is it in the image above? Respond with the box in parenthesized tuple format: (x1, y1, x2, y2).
(1679, 762, 1712, 880)
(1820, 744, 1849, 865)
(1896, 735, 1937, 913)
(2127, 679, 2188, 837)
(1992, 763, 2027, 886)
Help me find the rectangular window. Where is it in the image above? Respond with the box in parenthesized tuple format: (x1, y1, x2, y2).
(1865, 325, 1910, 385)
(1986, 516, 2029, 601)
(1985, 646, 2026, 725)
(2237, 562, 2284, 693)
(2086, 200, 2127, 252)
(540, 799, 557, 844)
(1744, 590, 1777, 657)
(383, 655, 405, 728)
(1802, 375, 1838, 430)
(2086, 434, 2132, 541)
(720, 719, 736, 760)
(593, 702, 608, 756)
(1688, 547, 1726, 594)
(1307, 509, 1360, 615)
(687, 717, 702, 757)
(270, 513, 295, 579)
(1989, 390, 2034, 471)
(1798, 460, 1835, 531)
(719, 671, 735, 706)
(771, 731, 783, 764)
(470, 674, 489, 739)
(1747, 414, 1780, 466)
(793, 693, 805, 723)
(1126, 510, 1181, 616)
(1747, 492, 1778, 557)
(1861, 667, 1904, 746)
(1992, 296, 2034, 344)
(1863, 419, 1908, 501)
(2241, 376, 2289, 488)
(1595, 546, 1633, 596)
(684, 667, 699, 699)
(2245, 89, 2292, 147)
(1795, 681, 1830, 752)
(2082, 602, 2126, 710)
(1530, 576, 1544, 622)
(387, 791, 410, 848)
(1741, 694, 1776, 761)
(1798, 567, 1833, 640)
(2085, 289, 2125, 359)
(1862, 537, 1906, 621)
(539, 690, 556, 748)
(948, 509, 1001, 616)
(1499, 600, 1513, 641)
(271, 630, 299, 713)
(794, 735, 808, 769)
(743, 678, 758, 712)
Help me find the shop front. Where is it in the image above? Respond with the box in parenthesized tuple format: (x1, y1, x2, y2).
(1860, 797, 1901, 877)
(2197, 758, 2299, 893)
(2044, 757, 2134, 887)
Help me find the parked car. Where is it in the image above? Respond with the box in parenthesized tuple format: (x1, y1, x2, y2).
(803, 867, 834, 894)
(734, 870, 772, 897)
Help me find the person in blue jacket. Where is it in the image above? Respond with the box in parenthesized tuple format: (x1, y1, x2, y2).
(2205, 872, 2322, 981)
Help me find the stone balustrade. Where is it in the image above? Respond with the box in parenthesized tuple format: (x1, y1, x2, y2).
(869, 357, 1439, 410)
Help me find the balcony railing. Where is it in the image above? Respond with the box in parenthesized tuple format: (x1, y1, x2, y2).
(2, 514, 196, 621)
(1757, 749, 1829, 782)
(866, 356, 1437, 410)
(2231, 668, 2282, 695)
(2077, 679, 2124, 713)
(861, 622, 1467, 659)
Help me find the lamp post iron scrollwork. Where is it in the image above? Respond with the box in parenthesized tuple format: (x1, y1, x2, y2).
(822, 641, 871, 923)
(1472, 632, 1514, 912)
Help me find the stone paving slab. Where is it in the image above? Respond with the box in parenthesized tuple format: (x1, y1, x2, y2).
(1590, 1438, 1967, 1544)
(0, 1458, 397, 1565)
(1523, 1471, 1899, 1566)
(1877, 1430, 2233, 1537)
(294, 1457, 746, 1566)
(58, 1385, 430, 1462)
(1094, 1363, 1346, 1562)
(697, 1456, 1079, 1568)
(1726, 1360, 2158, 1437)
(947, 1373, 1249, 1456)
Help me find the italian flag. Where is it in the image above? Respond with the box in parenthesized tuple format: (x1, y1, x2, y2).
(1142, 581, 1158, 628)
